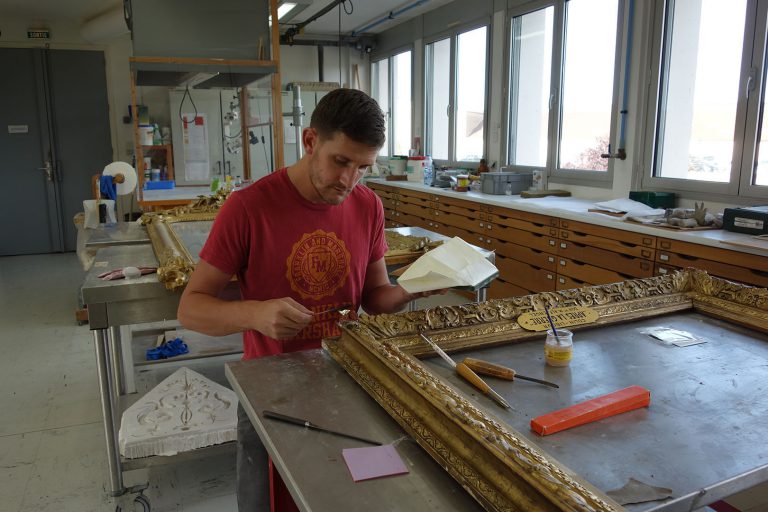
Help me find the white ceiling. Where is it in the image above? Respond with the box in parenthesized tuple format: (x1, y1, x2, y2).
(0, 0, 451, 35)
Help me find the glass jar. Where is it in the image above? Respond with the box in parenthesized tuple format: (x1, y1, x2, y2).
(544, 329, 573, 367)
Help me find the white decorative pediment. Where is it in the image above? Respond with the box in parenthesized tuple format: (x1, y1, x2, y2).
(119, 367, 238, 458)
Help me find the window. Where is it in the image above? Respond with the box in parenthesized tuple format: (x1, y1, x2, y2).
(508, 6, 554, 167)
(643, 0, 768, 199)
(425, 25, 489, 164)
(372, 50, 412, 157)
(371, 59, 389, 157)
(506, 0, 622, 185)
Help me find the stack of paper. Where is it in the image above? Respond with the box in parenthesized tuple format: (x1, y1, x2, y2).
(397, 237, 498, 293)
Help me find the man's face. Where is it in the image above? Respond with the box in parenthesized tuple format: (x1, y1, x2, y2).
(304, 128, 379, 205)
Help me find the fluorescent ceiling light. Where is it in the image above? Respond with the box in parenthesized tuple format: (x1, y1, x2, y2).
(278, 2, 297, 19)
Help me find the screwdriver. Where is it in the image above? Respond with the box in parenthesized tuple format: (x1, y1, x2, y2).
(462, 357, 559, 389)
(419, 332, 511, 409)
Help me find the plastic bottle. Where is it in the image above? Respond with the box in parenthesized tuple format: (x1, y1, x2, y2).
(545, 329, 573, 367)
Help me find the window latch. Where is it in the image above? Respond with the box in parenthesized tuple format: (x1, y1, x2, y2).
(746, 67, 758, 99)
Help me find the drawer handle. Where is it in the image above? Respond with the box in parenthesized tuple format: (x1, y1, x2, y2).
(548, 256, 555, 263)
(479, 222, 484, 228)
(478, 236, 484, 242)
(559, 259, 567, 266)
(487, 224, 493, 230)
(558, 277, 565, 284)
(659, 254, 669, 261)
(547, 274, 554, 280)
(643, 237, 653, 246)
(658, 267, 667, 274)
(549, 240, 556, 246)
(486, 238, 492, 243)
(560, 242, 567, 249)
(641, 249, 651, 258)
(660, 241, 671, 249)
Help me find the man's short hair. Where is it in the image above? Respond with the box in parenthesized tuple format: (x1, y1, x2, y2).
(310, 88, 386, 149)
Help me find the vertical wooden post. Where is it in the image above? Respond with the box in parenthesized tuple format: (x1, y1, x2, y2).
(270, 0, 285, 170)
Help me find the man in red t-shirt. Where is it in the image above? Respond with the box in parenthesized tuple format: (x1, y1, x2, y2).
(178, 88, 433, 511)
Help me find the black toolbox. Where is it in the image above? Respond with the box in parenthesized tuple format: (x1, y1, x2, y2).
(723, 206, 768, 234)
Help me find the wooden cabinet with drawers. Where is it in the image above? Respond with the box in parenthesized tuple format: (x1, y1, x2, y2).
(369, 182, 768, 300)
(656, 238, 768, 288)
(557, 219, 656, 286)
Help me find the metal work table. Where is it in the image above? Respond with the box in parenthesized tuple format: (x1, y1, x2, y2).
(225, 350, 483, 512)
(226, 311, 768, 511)
(424, 311, 768, 511)
(82, 244, 188, 496)
(84, 222, 150, 248)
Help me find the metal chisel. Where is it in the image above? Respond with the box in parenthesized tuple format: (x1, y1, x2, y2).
(419, 332, 511, 409)
(263, 410, 381, 446)
(462, 357, 559, 389)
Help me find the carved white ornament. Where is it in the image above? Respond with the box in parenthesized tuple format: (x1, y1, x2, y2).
(119, 367, 238, 458)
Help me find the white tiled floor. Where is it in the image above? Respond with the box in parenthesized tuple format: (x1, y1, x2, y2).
(2, 252, 766, 512)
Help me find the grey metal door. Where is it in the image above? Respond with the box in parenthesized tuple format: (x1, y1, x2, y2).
(0, 48, 112, 255)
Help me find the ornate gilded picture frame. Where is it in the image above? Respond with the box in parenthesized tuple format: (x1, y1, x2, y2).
(140, 191, 228, 290)
(323, 270, 768, 511)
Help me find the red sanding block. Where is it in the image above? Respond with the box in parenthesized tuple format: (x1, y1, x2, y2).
(531, 385, 650, 436)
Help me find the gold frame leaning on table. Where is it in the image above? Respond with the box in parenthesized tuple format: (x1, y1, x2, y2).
(323, 269, 768, 512)
(140, 190, 228, 291)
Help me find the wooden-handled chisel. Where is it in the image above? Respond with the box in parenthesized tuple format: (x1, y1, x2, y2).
(419, 332, 511, 409)
(462, 357, 559, 389)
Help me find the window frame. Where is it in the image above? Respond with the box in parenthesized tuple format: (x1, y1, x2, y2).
(503, 0, 626, 188)
(371, 45, 414, 159)
(639, 0, 768, 202)
(423, 19, 491, 167)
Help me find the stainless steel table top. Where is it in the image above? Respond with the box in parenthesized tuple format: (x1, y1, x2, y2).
(226, 350, 483, 512)
(84, 222, 150, 248)
(426, 311, 768, 511)
(81, 245, 179, 329)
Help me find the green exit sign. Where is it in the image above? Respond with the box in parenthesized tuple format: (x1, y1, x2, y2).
(27, 29, 50, 40)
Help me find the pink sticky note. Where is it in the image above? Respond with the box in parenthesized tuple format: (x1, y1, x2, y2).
(342, 444, 409, 482)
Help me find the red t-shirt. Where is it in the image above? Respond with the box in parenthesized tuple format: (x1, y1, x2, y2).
(198, 168, 387, 359)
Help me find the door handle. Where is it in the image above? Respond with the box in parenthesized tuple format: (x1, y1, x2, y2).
(38, 160, 53, 182)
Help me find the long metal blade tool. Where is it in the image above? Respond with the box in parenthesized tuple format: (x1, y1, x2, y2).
(263, 410, 381, 445)
(462, 357, 559, 389)
(418, 332, 511, 409)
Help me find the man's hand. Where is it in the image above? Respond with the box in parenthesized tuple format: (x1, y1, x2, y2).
(250, 297, 313, 340)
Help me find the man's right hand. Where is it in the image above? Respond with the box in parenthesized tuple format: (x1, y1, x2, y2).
(251, 297, 313, 340)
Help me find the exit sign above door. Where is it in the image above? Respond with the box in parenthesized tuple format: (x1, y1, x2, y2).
(27, 29, 50, 40)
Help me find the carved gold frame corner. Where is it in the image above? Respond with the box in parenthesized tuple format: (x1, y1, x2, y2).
(323, 270, 768, 511)
(140, 190, 229, 290)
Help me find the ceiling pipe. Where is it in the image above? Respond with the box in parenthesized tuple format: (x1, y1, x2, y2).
(281, 0, 346, 45)
(350, 0, 429, 36)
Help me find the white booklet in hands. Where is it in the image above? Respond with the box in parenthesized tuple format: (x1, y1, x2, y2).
(396, 236, 498, 294)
